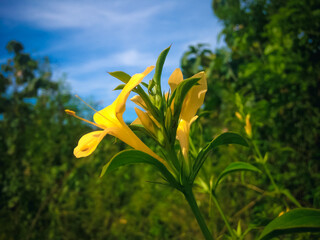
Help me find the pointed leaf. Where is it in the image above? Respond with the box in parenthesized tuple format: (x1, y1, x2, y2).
(215, 162, 261, 189)
(109, 71, 131, 83)
(110, 71, 148, 89)
(141, 82, 149, 88)
(259, 208, 320, 240)
(113, 84, 125, 91)
(154, 46, 171, 95)
(192, 132, 248, 182)
(100, 149, 179, 189)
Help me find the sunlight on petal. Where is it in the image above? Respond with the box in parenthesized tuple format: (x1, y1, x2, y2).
(168, 68, 183, 92)
(74, 130, 109, 158)
(131, 95, 147, 110)
(176, 119, 189, 159)
(134, 107, 156, 134)
(71, 65, 168, 168)
(175, 72, 207, 160)
(180, 72, 207, 122)
(93, 66, 154, 126)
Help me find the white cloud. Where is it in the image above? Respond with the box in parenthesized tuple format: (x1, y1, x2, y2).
(2, 0, 172, 30)
(61, 49, 162, 76)
(1, 0, 222, 121)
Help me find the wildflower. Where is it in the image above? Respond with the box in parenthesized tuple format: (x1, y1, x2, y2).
(66, 47, 250, 240)
(235, 112, 242, 121)
(244, 114, 252, 138)
(66, 66, 165, 165)
(168, 69, 207, 160)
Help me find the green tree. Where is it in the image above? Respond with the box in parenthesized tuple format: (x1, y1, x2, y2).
(0, 40, 90, 239)
(182, 0, 320, 238)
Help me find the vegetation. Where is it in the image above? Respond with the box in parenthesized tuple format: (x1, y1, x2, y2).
(181, 0, 320, 238)
(0, 0, 319, 239)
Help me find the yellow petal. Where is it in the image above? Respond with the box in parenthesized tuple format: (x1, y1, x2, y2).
(115, 66, 154, 116)
(131, 117, 142, 125)
(74, 66, 167, 168)
(190, 115, 198, 125)
(164, 92, 169, 101)
(180, 72, 207, 122)
(74, 130, 109, 158)
(168, 68, 183, 92)
(176, 115, 198, 160)
(176, 119, 190, 160)
(93, 66, 154, 126)
(130, 95, 147, 110)
(134, 107, 156, 135)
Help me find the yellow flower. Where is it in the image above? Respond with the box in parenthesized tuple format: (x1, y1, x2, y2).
(244, 114, 252, 138)
(66, 66, 166, 166)
(169, 69, 207, 160)
(235, 112, 243, 121)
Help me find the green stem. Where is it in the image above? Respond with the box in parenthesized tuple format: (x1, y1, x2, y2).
(252, 141, 279, 192)
(211, 193, 236, 239)
(183, 186, 214, 240)
(252, 139, 301, 207)
(263, 163, 301, 207)
(252, 141, 263, 160)
(262, 163, 279, 192)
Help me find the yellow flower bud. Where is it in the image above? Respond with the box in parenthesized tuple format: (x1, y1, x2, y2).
(244, 114, 252, 138)
(235, 112, 242, 121)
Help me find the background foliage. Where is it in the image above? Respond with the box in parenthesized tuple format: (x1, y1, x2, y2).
(1, 0, 319, 239)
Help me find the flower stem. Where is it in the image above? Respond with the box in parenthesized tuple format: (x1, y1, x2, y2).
(211, 193, 236, 239)
(262, 163, 279, 192)
(183, 185, 214, 240)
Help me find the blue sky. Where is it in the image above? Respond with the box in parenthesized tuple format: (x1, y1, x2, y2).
(0, 0, 222, 121)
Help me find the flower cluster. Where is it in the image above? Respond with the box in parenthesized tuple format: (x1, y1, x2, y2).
(66, 47, 207, 181)
(66, 47, 249, 240)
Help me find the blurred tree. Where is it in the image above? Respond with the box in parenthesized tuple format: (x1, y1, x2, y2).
(181, 0, 320, 234)
(0, 41, 201, 240)
(0, 40, 90, 239)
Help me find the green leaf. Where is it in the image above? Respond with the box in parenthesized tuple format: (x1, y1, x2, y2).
(109, 71, 131, 83)
(109, 71, 148, 89)
(281, 189, 302, 208)
(215, 162, 261, 189)
(259, 208, 320, 240)
(141, 82, 149, 88)
(192, 132, 248, 182)
(154, 46, 171, 95)
(113, 84, 125, 91)
(100, 149, 179, 189)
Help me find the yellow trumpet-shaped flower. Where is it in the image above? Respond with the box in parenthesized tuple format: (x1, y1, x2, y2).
(66, 66, 166, 166)
(169, 69, 207, 160)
